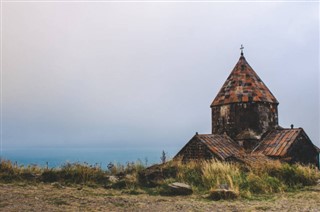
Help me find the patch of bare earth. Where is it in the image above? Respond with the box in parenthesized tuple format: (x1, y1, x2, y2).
(0, 183, 319, 211)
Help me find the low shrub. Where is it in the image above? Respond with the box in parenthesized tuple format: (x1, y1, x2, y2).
(243, 173, 271, 194)
(176, 161, 203, 190)
(42, 170, 59, 183)
(0, 160, 19, 175)
(170, 159, 319, 196)
(59, 162, 107, 184)
(111, 180, 127, 189)
(244, 160, 319, 193)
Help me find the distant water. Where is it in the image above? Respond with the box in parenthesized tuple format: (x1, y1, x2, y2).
(0, 147, 180, 169)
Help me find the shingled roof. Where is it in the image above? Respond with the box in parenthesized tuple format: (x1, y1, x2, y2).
(225, 154, 273, 164)
(195, 134, 244, 160)
(211, 55, 278, 107)
(252, 128, 302, 157)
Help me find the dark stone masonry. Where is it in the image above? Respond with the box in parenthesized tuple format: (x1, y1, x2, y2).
(175, 49, 320, 168)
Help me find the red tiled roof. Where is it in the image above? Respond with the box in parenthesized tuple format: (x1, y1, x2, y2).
(226, 154, 273, 164)
(196, 134, 244, 160)
(252, 128, 301, 157)
(211, 55, 278, 107)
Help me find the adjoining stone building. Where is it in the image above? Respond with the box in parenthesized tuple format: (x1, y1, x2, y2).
(175, 49, 320, 168)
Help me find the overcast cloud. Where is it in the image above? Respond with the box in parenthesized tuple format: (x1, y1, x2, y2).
(1, 2, 319, 150)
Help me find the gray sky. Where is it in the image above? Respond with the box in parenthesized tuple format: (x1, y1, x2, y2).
(1, 2, 319, 150)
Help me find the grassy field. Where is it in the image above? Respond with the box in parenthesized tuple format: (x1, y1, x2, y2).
(0, 182, 320, 211)
(0, 159, 319, 211)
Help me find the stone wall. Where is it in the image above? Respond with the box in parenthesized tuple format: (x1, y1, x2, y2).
(175, 139, 216, 162)
(287, 134, 319, 168)
(211, 102, 278, 145)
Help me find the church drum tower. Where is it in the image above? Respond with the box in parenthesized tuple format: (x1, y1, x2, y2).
(210, 48, 279, 150)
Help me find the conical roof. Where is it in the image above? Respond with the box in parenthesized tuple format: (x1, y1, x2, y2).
(211, 55, 278, 107)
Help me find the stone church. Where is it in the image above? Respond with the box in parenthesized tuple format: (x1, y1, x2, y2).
(175, 48, 320, 168)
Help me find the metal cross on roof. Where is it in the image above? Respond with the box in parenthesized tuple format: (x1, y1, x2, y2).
(240, 44, 244, 56)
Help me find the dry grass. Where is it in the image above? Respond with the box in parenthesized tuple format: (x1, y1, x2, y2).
(0, 182, 320, 211)
(0, 159, 145, 186)
(0, 158, 319, 197)
(162, 159, 319, 196)
(201, 160, 241, 193)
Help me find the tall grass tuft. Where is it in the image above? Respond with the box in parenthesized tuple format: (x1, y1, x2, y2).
(201, 160, 241, 193)
(172, 159, 242, 192)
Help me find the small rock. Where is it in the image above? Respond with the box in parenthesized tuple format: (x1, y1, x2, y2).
(167, 182, 193, 196)
(208, 189, 238, 200)
(51, 182, 64, 189)
(170, 182, 191, 189)
(218, 184, 229, 190)
(109, 175, 119, 183)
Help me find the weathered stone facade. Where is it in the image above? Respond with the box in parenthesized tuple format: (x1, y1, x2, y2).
(174, 50, 320, 168)
(211, 102, 278, 150)
(176, 138, 214, 162)
(279, 132, 319, 166)
(175, 134, 244, 162)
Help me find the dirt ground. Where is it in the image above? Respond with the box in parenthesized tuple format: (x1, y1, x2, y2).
(0, 182, 319, 211)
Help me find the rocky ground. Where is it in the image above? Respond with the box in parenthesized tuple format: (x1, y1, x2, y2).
(0, 182, 320, 211)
